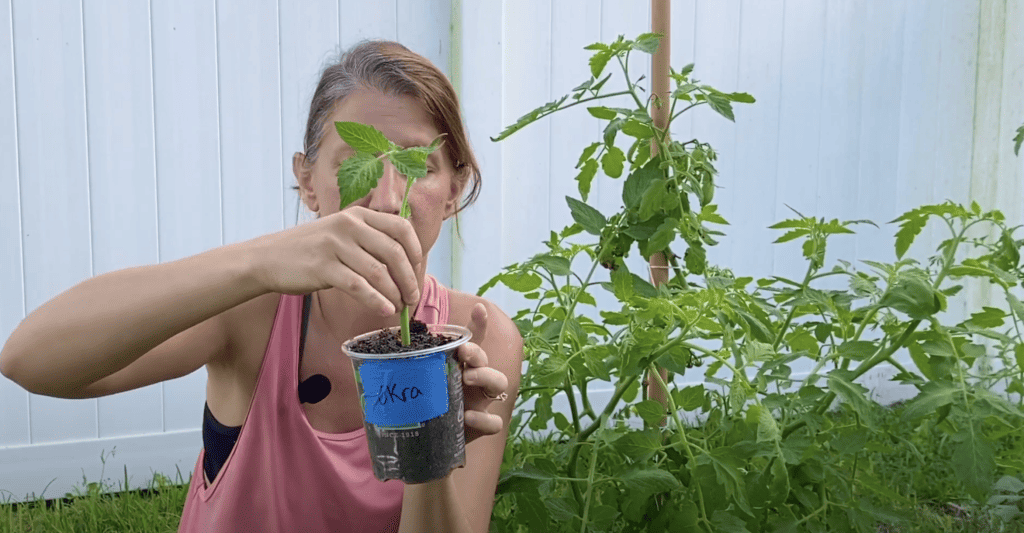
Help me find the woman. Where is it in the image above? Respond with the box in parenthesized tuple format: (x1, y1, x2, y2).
(0, 40, 522, 533)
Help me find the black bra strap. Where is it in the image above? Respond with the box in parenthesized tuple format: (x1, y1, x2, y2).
(300, 293, 311, 360)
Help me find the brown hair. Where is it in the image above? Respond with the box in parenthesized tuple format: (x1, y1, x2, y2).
(300, 40, 481, 217)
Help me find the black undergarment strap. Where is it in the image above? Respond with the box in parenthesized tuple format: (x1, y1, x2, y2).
(300, 293, 311, 360)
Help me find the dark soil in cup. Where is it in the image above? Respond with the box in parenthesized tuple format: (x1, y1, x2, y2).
(348, 319, 454, 354)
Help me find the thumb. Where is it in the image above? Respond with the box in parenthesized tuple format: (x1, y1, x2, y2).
(468, 302, 488, 346)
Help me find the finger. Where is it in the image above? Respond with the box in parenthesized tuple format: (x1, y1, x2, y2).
(463, 366, 508, 399)
(457, 341, 487, 368)
(464, 410, 503, 435)
(349, 228, 421, 309)
(332, 244, 405, 315)
(360, 210, 423, 303)
(468, 303, 488, 345)
(322, 260, 396, 316)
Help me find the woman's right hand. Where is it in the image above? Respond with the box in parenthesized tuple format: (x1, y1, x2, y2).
(249, 206, 423, 316)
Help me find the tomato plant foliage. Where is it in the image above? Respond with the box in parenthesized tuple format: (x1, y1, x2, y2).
(485, 34, 1024, 532)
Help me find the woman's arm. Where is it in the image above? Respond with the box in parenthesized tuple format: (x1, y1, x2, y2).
(399, 299, 524, 532)
(0, 241, 266, 396)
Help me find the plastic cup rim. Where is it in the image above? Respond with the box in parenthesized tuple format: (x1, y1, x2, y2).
(341, 324, 472, 360)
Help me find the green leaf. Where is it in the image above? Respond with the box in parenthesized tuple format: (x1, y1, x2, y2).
(623, 158, 662, 209)
(757, 405, 781, 443)
(646, 218, 678, 255)
(698, 448, 753, 515)
(969, 307, 1007, 328)
(577, 142, 601, 168)
(575, 158, 599, 201)
(900, 381, 959, 423)
(496, 464, 554, 494)
(388, 149, 428, 179)
(705, 92, 735, 122)
(711, 510, 751, 533)
(565, 196, 607, 235)
(334, 121, 392, 153)
(634, 400, 666, 427)
(1016, 344, 1024, 371)
(501, 271, 543, 292)
(827, 371, 874, 423)
(589, 49, 614, 78)
(879, 275, 942, 319)
(610, 267, 634, 300)
(529, 254, 572, 276)
(893, 213, 927, 259)
(837, 341, 878, 361)
(631, 32, 662, 54)
(622, 119, 654, 139)
(337, 153, 384, 208)
(514, 492, 551, 530)
(600, 145, 625, 178)
(676, 385, 706, 411)
(685, 244, 707, 275)
(953, 429, 996, 504)
(614, 429, 663, 462)
(728, 92, 756, 103)
(587, 106, 618, 120)
(620, 467, 680, 494)
(603, 117, 625, 145)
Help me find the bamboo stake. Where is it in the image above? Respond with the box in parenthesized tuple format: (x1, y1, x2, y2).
(646, 0, 671, 425)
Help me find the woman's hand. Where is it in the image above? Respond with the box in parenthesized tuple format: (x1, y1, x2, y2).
(458, 303, 510, 444)
(247, 206, 422, 315)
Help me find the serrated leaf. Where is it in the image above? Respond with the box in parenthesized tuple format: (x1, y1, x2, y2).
(623, 158, 662, 209)
(634, 400, 666, 427)
(601, 145, 625, 178)
(711, 510, 751, 533)
(646, 218, 678, 255)
(566, 196, 607, 235)
(614, 429, 662, 462)
(589, 49, 614, 78)
(577, 142, 601, 168)
(388, 149, 428, 179)
(514, 492, 551, 530)
(676, 385, 706, 411)
(529, 254, 572, 276)
(698, 449, 753, 515)
(953, 429, 996, 504)
(827, 371, 874, 423)
(603, 117, 625, 145)
(337, 153, 384, 208)
(334, 121, 392, 153)
(685, 244, 706, 274)
(774, 229, 810, 244)
(728, 92, 756, 103)
(894, 214, 927, 259)
(575, 158, 598, 201)
(587, 106, 617, 120)
(496, 464, 555, 494)
(631, 32, 662, 54)
(620, 467, 680, 494)
(622, 119, 654, 139)
(757, 405, 781, 443)
(501, 271, 543, 292)
(705, 93, 735, 122)
(900, 381, 959, 423)
(879, 275, 941, 319)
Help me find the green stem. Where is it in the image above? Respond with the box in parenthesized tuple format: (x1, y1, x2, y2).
(772, 261, 816, 351)
(399, 174, 415, 345)
(579, 442, 600, 533)
(648, 364, 711, 529)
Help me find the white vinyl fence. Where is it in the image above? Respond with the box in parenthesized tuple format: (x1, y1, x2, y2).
(1, 0, 1021, 505)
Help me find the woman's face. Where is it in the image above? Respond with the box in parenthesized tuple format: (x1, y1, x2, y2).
(297, 88, 463, 260)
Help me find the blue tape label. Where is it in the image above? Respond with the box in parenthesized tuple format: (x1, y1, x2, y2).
(358, 350, 450, 427)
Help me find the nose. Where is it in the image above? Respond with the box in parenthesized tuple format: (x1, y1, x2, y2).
(367, 161, 406, 216)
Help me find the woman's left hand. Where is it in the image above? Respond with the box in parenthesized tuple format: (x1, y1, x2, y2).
(458, 303, 509, 444)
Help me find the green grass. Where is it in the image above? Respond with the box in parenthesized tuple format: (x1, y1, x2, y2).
(0, 464, 190, 533)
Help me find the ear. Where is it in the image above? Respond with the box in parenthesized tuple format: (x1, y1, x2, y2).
(443, 170, 466, 220)
(293, 152, 319, 214)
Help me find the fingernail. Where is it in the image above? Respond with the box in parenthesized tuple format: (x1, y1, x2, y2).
(380, 301, 396, 316)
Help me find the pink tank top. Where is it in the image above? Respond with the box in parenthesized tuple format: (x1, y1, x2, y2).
(178, 275, 450, 532)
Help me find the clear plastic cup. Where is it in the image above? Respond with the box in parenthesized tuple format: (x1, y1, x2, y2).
(341, 324, 471, 484)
